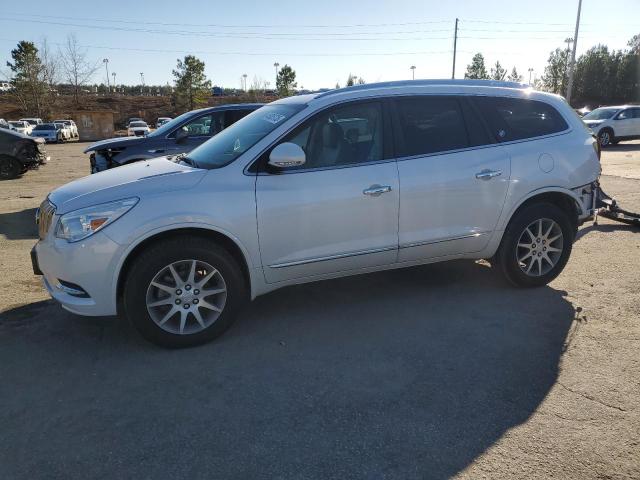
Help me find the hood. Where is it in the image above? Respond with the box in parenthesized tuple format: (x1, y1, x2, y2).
(48, 157, 207, 214)
(83, 136, 146, 153)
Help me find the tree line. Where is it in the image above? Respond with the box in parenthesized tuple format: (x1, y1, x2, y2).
(2, 37, 301, 117)
(464, 33, 639, 106)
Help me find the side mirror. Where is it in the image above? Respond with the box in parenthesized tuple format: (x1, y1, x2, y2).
(175, 127, 189, 143)
(268, 142, 306, 169)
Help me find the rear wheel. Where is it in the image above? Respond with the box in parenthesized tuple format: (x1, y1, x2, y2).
(0, 156, 21, 180)
(123, 237, 246, 348)
(496, 203, 574, 287)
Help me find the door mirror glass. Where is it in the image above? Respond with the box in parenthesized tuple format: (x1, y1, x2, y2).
(268, 142, 306, 168)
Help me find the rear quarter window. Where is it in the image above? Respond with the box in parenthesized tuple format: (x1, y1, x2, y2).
(473, 97, 569, 142)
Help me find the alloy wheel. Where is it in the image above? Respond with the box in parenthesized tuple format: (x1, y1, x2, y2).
(516, 218, 564, 277)
(145, 259, 227, 335)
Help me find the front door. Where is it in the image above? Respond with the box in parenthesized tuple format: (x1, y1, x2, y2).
(256, 101, 399, 283)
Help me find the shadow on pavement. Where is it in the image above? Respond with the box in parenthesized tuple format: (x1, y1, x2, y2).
(0, 260, 575, 479)
(575, 221, 639, 241)
(0, 207, 38, 240)
(604, 142, 640, 152)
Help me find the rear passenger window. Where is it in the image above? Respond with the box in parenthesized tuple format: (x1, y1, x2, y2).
(395, 97, 469, 156)
(474, 97, 568, 142)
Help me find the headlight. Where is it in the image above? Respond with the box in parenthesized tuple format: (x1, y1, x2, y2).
(55, 198, 138, 242)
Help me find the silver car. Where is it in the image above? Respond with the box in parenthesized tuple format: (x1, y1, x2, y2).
(33, 80, 600, 348)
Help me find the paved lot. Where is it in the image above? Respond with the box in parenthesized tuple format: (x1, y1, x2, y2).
(1, 142, 639, 479)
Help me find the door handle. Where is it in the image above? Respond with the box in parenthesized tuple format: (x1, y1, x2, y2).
(475, 169, 503, 180)
(363, 185, 392, 196)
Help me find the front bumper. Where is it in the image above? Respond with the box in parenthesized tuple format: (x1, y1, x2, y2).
(33, 230, 122, 316)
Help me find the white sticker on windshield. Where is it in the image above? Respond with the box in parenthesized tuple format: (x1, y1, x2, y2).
(263, 112, 286, 124)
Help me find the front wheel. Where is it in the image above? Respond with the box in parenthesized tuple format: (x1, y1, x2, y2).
(123, 237, 246, 348)
(496, 203, 575, 287)
(597, 129, 614, 147)
(0, 156, 21, 180)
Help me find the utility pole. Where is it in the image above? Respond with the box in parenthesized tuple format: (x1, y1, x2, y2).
(103, 58, 110, 90)
(140, 72, 144, 95)
(112, 72, 116, 93)
(243, 73, 248, 91)
(528, 68, 534, 85)
(273, 62, 280, 88)
(452, 18, 459, 79)
(566, 0, 582, 104)
(410, 65, 416, 80)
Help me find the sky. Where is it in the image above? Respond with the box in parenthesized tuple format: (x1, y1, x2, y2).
(0, 0, 638, 90)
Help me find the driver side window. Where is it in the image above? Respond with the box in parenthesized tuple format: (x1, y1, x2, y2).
(174, 113, 225, 138)
(280, 102, 384, 170)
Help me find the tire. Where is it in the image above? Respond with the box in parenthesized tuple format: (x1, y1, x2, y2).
(496, 203, 575, 288)
(123, 236, 246, 348)
(0, 156, 22, 180)
(597, 128, 614, 147)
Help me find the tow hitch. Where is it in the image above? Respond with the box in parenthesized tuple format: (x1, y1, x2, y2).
(594, 184, 640, 227)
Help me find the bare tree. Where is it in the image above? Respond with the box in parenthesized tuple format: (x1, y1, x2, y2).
(60, 34, 100, 105)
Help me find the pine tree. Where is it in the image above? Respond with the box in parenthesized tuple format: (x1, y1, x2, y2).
(464, 53, 489, 80)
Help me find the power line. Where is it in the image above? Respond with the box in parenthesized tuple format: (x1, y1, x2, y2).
(0, 17, 454, 41)
(0, 37, 454, 57)
(0, 11, 452, 29)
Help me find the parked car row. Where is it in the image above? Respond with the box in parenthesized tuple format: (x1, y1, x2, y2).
(0, 116, 79, 143)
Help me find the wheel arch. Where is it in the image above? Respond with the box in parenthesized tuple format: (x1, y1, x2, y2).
(115, 226, 253, 313)
(504, 188, 581, 232)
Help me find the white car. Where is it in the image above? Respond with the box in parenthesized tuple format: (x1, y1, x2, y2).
(30, 123, 63, 143)
(9, 120, 32, 135)
(20, 118, 43, 127)
(582, 105, 640, 147)
(33, 80, 600, 348)
(54, 122, 71, 141)
(156, 117, 172, 128)
(128, 121, 150, 137)
(54, 119, 78, 138)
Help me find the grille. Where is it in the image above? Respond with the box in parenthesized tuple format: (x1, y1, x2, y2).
(37, 199, 56, 239)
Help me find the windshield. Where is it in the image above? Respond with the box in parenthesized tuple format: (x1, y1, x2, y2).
(130, 122, 147, 128)
(583, 108, 619, 120)
(34, 124, 54, 130)
(186, 104, 305, 169)
(9, 122, 22, 127)
(147, 111, 194, 137)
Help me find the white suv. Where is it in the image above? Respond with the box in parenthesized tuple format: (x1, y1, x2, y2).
(33, 80, 601, 347)
(582, 105, 640, 147)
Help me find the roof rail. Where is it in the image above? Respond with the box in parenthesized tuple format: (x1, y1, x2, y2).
(314, 79, 531, 99)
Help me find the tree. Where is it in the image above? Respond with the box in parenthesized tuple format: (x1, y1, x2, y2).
(507, 67, 522, 82)
(490, 61, 507, 81)
(464, 53, 489, 79)
(276, 64, 297, 96)
(628, 33, 640, 54)
(6, 41, 49, 117)
(541, 47, 570, 95)
(346, 74, 366, 86)
(172, 55, 212, 111)
(60, 34, 100, 105)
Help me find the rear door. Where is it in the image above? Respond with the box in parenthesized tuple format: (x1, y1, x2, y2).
(393, 95, 511, 262)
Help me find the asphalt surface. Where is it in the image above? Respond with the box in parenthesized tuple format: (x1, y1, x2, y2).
(1, 142, 639, 479)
